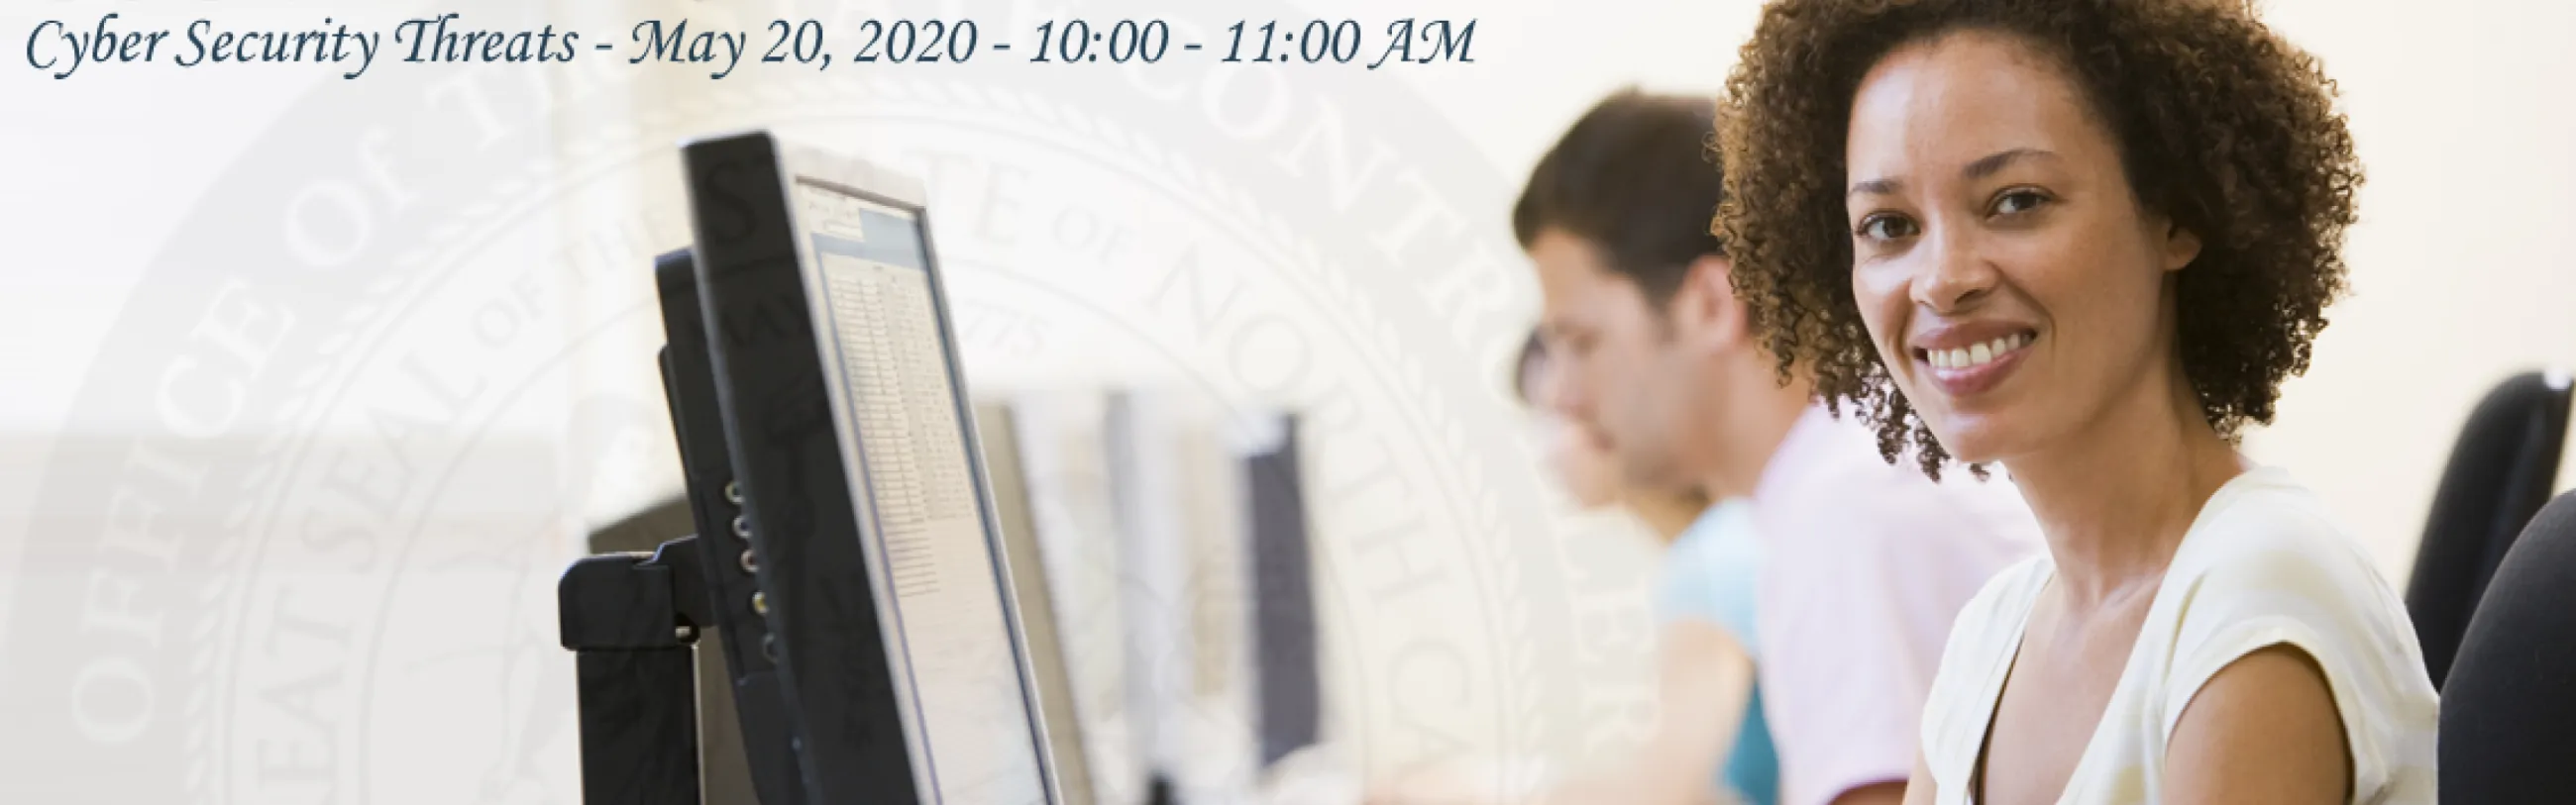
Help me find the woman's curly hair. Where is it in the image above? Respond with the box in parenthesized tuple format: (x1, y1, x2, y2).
(1712, 0, 2362, 477)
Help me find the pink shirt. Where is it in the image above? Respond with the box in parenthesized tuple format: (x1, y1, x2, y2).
(1750, 407, 2041, 805)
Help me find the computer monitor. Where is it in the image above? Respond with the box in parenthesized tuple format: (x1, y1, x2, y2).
(677, 131, 1064, 804)
(1240, 416, 1321, 770)
(1102, 396, 1322, 800)
(974, 401, 1099, 805)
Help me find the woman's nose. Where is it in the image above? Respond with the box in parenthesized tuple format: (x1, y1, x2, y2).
(1910, 227, 2000, 313)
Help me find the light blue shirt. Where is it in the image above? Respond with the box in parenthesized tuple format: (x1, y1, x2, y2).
(1657, 499, 1779, 805)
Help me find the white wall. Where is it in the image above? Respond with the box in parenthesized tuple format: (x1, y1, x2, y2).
(2237, 0, 2576, 575)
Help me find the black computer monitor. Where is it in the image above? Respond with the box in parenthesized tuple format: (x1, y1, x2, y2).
(677, 131, 1067, 804)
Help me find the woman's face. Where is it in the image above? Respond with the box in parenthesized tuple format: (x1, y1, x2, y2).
(1842, 30, 2200, 465)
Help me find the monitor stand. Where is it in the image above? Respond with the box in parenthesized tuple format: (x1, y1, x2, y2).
(559, 535, 716, 805)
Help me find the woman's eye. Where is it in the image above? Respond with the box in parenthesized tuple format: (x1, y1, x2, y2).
(1857, 214, 1919, 242)
(1992, 188, 2049, 216)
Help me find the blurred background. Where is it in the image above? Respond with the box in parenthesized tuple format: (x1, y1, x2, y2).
(4, 0, 2573, 802)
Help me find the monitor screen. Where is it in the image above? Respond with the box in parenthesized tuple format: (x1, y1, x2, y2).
(794, 177, 1050, 804)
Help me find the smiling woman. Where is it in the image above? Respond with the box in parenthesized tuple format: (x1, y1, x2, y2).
(1717, 1, 2360, 479)
(1713, 1, 2436, 804)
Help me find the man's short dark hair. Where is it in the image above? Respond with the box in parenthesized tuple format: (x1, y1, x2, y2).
(1512, 89, 1727, 309)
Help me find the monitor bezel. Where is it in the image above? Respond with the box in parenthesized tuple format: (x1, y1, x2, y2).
(766, 139, 1067, 805)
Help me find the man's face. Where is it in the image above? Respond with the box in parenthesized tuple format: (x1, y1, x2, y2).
(1528, 229, 1706, 490)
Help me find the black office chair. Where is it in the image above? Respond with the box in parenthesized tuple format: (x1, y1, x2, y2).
(2406, 370, 2571, 689)
(2438, 489, 2576, 804)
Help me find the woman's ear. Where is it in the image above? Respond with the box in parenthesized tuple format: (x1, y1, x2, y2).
(2162, 219, 2203, 273)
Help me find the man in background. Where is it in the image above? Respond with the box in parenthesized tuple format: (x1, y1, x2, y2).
(1516, 327, 1777, 805)
(1515, 90, 2039, 805)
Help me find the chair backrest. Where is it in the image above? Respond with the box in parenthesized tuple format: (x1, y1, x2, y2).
(2438, 489, 2576, 803)
(2407, 370, 2572, 689)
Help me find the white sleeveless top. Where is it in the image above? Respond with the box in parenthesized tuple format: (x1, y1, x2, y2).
(1919, 467, 2438, 804)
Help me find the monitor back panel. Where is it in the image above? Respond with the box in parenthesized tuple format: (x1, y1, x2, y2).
(652, 247, 808, 805)
(680, 133, 920, 804)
